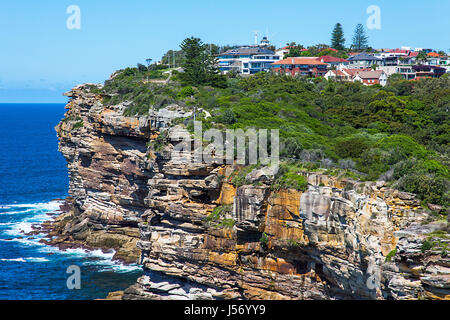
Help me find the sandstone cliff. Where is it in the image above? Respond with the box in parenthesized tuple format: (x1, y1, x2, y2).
(54, 84, 449, 300)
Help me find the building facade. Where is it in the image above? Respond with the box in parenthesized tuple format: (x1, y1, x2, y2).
(218, 46, 280, 75)
(353, 70, 388, 86)
(271, 57, 328, 77)
(347, 53, 383, 69)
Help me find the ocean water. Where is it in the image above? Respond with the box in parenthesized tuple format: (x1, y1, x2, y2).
(0, 104, 142, 300)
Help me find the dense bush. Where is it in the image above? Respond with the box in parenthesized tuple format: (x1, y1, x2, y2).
(95, 67, 449, 206)
(335, 136, 371, 159)
(394, 173, 449, 206)
(272, 163, 309, 191)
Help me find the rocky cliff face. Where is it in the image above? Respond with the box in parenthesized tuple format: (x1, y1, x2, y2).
(55, 84, 449, 300)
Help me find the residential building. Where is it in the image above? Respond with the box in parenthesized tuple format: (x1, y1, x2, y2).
(275, 46, 292, 59)
(271, 57, 328, 77)
(324, 69, 352, 81)
(353, 70, 388, 86)
(414, 48, 433, 53)
(218, 46, 280, 75)
(315, 56, 349, 69)
(325, 68, 387, 86)
(347, 53, 383, 69)
(412, 65, 447, 79)
(378, 66, 416, 80)
(260, 36, 270, 47)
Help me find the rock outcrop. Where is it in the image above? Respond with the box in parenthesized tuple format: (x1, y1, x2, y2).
(55, 84, 450, 299)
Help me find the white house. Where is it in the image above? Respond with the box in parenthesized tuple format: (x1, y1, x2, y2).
(378, 66, 416, 80)
(218, 46, 280, 75)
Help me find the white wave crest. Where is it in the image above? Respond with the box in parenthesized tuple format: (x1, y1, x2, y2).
(0, 257, 49, 263)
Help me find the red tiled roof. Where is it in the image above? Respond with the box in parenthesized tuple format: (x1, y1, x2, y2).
(321, 47, 338, 52)
(390, 49, 410, 54)
(427, 52, 440, 57)
(316, 56, 349, 63)
(271, 57, 328, 66)
(280, 46, 295, 50)
(409, 52, 419, 58)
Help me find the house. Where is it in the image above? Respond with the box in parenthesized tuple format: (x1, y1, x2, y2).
(275, 47, 291, 59)
(437, 57, 450, 73)
(412, 65, 446, 79)
(260, 36, 270, 47)
(218, 46, 280, 75)
(353, 70, 388, 86)
(342, 68, 372, 79)
(396, 51, 418, 65)
(378, 66, 416, 80)
(414, 48, 433, 53)
(347, 53, 383, 69)
(325, 68, 387, 86)
(315, 56, 349, 69)
(271, 57, 328, 77)
(324, 69, 352, 81)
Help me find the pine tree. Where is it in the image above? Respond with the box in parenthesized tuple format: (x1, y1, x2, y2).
(331, 23, 345, 50)
(179, 37, 226, 87)
(352, 24, 369, 51)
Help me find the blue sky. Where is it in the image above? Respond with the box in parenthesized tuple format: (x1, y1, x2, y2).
(0, 0, 449, 103)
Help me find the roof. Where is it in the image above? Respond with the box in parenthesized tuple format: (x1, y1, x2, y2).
(357, 70, 385, 79)
(317, 56, 349, 63)
(220, 46, 275, 56)
(347, 53, 382, 62)
(278, 46, 295, 50)
(413, 64, 446, 72)
(327, 70, 348, 76)
(389, 49, 410, 54)
(342, 68, 372, 77)
(321, 47, 338, 52)
(408, 52, 419, 58)
(427, 52, 440, 57)
(271, 57, 328, 66)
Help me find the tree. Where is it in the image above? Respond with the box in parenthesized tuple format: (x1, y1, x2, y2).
(136, 63, 147, 72)
(352, 24, 369, 51)
(179, 36, 226, 87)
(416, 51, 428, 64)
(331, 23, 345, 50)
(284, 45, 305, 58)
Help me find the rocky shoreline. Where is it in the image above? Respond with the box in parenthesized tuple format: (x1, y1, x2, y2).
(30, 198, 140, 265)
(49, 83, 449, 300)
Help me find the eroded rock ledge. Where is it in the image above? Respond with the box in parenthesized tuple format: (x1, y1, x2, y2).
(55, 84, 449, 300)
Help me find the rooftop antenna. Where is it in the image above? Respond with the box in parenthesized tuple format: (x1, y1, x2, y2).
(253, 31, 259, 46)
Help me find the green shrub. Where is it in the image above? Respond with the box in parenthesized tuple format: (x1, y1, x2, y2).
(394, 173, 449, 206)
(335, 136, 371, 159)
(220, 109, 237, 125)
(72, 121, 84, 131)
(178, 86, 195, 98)
(385, 249, 397, 262)
(421, 239, 433, 252)
(147, 130, 168, 152)
(260, 232, 269, 247)
(272, 163, 308, 191)
(375, 135, 428, 160)
(281, 137, 303, 159)
(204, 205, 234, 228)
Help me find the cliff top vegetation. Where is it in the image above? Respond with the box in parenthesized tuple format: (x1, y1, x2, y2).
(86, 38, 449, 211)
